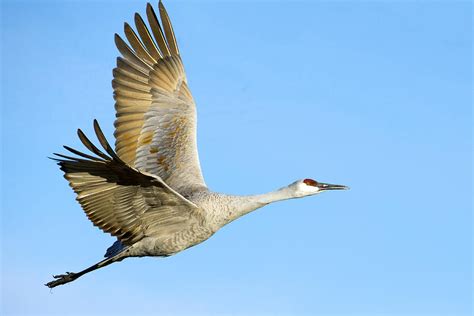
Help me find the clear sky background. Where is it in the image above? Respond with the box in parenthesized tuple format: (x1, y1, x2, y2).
(1, 0, 472, 315)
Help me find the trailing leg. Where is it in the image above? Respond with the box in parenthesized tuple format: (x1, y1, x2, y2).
(45, 254, 125, 288)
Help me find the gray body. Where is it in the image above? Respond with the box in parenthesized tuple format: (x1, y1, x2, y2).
(125, 190, 284, 258)
(117, 188, 299, 258)
(124, 192, 259, 257)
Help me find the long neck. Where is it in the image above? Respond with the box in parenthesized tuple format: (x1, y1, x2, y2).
(222, 186, 295, 224)
(251, 186, 296, 205)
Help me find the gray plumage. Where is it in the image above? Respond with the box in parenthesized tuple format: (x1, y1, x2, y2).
(46, 1, 348, 289)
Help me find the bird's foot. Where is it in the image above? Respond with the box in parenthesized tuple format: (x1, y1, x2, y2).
(45, 272, 76, 288)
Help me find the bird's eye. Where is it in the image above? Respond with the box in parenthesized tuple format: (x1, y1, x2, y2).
(303, 179, 318, 187)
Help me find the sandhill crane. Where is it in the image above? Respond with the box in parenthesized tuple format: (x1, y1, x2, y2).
(46, 1, 349, 288)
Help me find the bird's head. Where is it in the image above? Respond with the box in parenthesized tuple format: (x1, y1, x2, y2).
(290, 178, 349, 197)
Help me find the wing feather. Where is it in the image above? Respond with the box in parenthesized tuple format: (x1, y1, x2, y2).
(134, 12, 162, 60)
(146, 3, 171, 57)
(112, 76, 149, 92)
(77, 129, 110, 160)
(54, 121, 203, 246)
(158, 1, 179, 56)
(113, 2, 206, 194)
(124, 22, 156, 65)
(115, 57, 149, 82)
(114, 34, 152, 73)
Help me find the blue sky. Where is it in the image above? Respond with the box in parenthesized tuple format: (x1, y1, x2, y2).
(1, 1, 472, 315)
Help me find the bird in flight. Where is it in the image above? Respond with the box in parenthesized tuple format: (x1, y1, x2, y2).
(46, 1, 349, 288)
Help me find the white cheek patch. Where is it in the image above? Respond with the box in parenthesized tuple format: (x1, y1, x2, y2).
(304, 185, 319, 193)
(296, 183, 320, 197)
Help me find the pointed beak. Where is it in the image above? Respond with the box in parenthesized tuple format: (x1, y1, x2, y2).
(318, 182, 350, 191)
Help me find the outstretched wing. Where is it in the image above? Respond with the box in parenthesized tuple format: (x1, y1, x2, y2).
(53, 120, 204, 246)
(113, 2, 206, 195)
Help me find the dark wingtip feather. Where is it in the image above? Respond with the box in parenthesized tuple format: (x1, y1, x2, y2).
(93, 120, 122, 162)
(53, 153, 77, 161)
(63, 145, 102, 161)
(77, 126, 110, 160)
(48, 155, 61, 162)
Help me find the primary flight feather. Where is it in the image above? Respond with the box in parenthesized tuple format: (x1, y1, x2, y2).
(46, 1, 348, 288)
